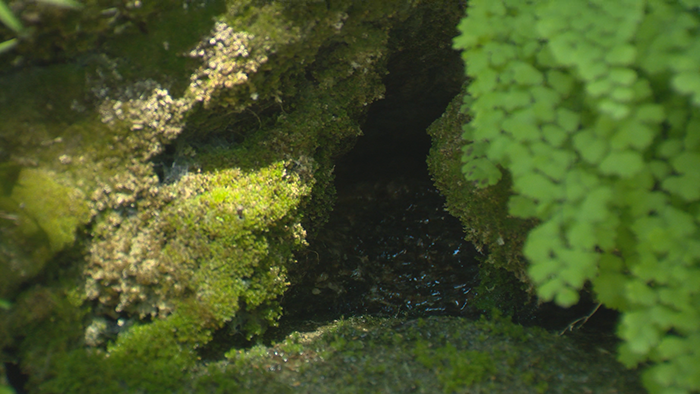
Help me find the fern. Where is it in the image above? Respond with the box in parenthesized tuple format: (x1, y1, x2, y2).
(454, 0, 700, 393)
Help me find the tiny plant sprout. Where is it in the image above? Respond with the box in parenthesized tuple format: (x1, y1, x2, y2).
(36, 0, 83, 9)
(0, 0, 83, 54)
(0, 0, 22, 53)
(0, 0, 23, 33)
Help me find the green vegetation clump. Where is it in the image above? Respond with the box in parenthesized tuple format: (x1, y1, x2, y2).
(0, 0, 428, 392)
(453, 1, 700, 392)
(213, 313, 641, 393)
(427, 82, 536, 290)
(0, 168, 90, 298)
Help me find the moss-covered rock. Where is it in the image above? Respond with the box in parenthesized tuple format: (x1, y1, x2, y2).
(0, 0, 446, 391)
(193, 313, 642, 394)
(427, 84, 537, 295)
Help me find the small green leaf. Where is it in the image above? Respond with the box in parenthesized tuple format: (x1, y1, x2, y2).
(531, 142, 574, 180)
(662, 175, 700, 201)
(586, 78, 613, 98)
(671, 152, 700, 175)
(573, 129, 608, 164)
(577, 186, 612, 223)
(524, 221, 563, 262)
(566, 221, 596, 249)
(0, 38, 18, 54)
(509, 195, 537, 218)
(599, 253, 623, 271)
(610, 87, 635, 102)
(578, 59, 608, 81)
(0, 298, 11, 310)
(36, 0, 83, 8)
(598, 99, 630, 120)
(537, 277, 565, 301)
(462, 158, 502, 188)
(558, 252, 596, 288)
(0, 0, 23, 33)
(471, 109, 505, 140)
(620, 310, 661, 354)
(593, 272, 628, 309)
(662, 206, 696, 238)
(485, 41, 517, 67)
(482, 134, 510, 162)
(510, 61, 544, 85)
(605, 44, 637, 65)
(547, 70, 575, 96)
(541, 124, 568, 147)
(647, 363, 682, 388)
(502, 109, 540, 141)
(501, 88, 532, 111)
(530, 85, 560, 122)
(684, 117, 700, 149)
(507, 143, 534, 177)
(610, 120, 654, 151)
(618, 342, 647, 367)
(556, 108, 580, 132)
(554, 286, 579, 307)
(672, 71, 700, 97)
(626, 280, 658, 306)
(634, 104, 665, 123)
(657, 139, 684, 159)
(462, 140, 488, 160)
(515, 172, 563, 201)
(563, 167, 600, 202)
(599, 150, 644, 177)
(657, 336, 689, 360)
(609, 67, 638, 86)
(461, 123, 475, 141)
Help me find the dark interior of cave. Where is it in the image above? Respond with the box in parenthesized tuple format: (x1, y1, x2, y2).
(273, 4, 621, 353)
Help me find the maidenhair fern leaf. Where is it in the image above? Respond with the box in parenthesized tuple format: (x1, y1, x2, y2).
(599, 150, 644, 177)
(455, 1, 700, 391)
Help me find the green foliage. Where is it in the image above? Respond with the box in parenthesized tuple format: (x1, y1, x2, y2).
(0, 0, 21, 53)
(427, 87, 537, 289)
(221, 314, 636, 393)
(454, 0, 700, 392)
(414, 341, 496, 392)
(0, 1, 22, 34)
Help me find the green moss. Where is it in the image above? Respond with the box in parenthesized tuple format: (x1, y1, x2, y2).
(414, 341, 497, 392)
(0, 1, 509, 393)
(10, 168, 89, 252)
(0, 168, 89, 297)
(426, 83, 537, 296)
(208, 314, 641, 393)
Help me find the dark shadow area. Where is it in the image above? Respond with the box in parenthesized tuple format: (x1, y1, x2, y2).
(275, 2, 476, 334)
(4, 360, 27, 394)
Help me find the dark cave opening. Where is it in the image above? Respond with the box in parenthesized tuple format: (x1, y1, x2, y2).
(274, 5, 621, 349)
(276, 5, 484, 326)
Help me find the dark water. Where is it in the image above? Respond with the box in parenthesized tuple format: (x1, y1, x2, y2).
(280, 60, 481, 320)
(283, 172, 481, 320)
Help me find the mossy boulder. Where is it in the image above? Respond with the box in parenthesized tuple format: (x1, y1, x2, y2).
(195, 313, 641, 394)
(0, 0, 463, 392)
(427, 84, 537, 297)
